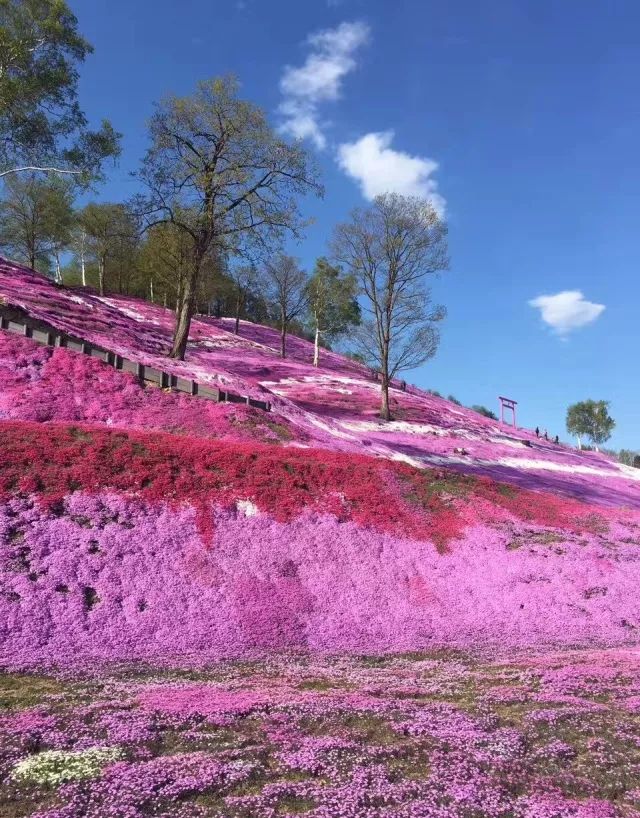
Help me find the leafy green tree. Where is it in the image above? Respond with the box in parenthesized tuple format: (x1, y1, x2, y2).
(306, 257, 360, 367)
(136, 75, 321, 360)
(0, 171, 73, 273)
(332, 193, 448, 421)
(566, 399, 615, 450)
(78, 202, 138, 296)
(0, 0, 120, 181)
(472, 405, 498, 421)
(447, 395, 461, 405)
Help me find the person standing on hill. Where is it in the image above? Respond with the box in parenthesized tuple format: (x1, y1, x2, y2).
(535, 426, 540, 438)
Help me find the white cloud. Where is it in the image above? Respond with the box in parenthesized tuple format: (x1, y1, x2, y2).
(336, 131, 445, 213)
(528, 290, 605, 336)
(278, 21, 370, 149)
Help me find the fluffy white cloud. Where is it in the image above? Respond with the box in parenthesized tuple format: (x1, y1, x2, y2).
(528, 290, 605, 336)
(278, 21, 370, 149)
(336, 131, 445, 213)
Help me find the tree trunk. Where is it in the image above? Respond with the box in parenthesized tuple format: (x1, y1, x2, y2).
(313, 325, 320, 367)
(234, 293, 241, 335)
(380, 376, 391, 421)
(54, 252, 62, 284)
(80, 231, 87, 287)
(170, 266, 197, 360)
(98, 256, 105, 296)
(280, 320, 287, 358)
(150, 278, 154, 303)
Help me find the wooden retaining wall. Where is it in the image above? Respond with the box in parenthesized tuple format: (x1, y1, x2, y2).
(0, 304, 271, 412)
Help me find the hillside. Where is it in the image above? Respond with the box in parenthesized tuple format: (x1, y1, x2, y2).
(2, 257, 638, 507)
(3, 258, 640, 818)
(1, 256, 640, 669)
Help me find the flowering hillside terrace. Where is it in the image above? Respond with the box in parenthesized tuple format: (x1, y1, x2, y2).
(3, 258, 640, 817)
(1, 256, 638, 508)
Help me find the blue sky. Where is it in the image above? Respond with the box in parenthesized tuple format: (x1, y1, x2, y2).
(70, 0, 639, 448)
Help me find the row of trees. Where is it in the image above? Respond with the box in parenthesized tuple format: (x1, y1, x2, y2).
(0, 2, 449, 420)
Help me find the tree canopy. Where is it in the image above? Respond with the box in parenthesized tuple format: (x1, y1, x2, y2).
(306, 258, 360, 367)
(136, 75, 322, 359)
(0, 0, 120, 181)
(566, 399, 615, 449)
(0, 171, 73, 272)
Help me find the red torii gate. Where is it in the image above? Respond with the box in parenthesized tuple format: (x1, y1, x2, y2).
(498, 396, 518, 428)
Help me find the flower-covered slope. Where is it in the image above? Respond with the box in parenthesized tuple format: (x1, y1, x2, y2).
(0, 331, 299, 445)
(2, 257, 640, 667)
(2, 421, 640, 668)
(1, 256, 638, 508)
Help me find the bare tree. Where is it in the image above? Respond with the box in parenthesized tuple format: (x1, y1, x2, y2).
(136, 76, 322, 360)
(263, 254, 309, 358)
(332, 193, 448, 420)
(227, 263, 259, 335)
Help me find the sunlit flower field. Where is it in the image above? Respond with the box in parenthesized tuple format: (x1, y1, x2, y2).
(2, 260, 640, 817)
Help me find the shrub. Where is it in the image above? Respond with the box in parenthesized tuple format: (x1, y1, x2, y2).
(471, 405, 498, 421)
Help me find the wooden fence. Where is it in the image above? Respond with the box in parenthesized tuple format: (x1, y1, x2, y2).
(0, 304, 271, 412)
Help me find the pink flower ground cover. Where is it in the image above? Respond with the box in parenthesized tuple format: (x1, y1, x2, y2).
(2, 650, 640, 818)
(2, 256, 639, 509)
(0, 331, 299, 444)
(3, 258, 640, 816)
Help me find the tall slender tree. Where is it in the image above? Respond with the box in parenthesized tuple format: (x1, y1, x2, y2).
(78, 202, 138, 296)
(136, 76, 321, 360)
(263, 254, 309, 358)
(228, 263, 258, 335)
(306, 257, 360, 367)
(332, 193, 448, 420)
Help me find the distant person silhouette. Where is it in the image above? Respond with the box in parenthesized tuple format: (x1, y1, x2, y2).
(554, 435, 559, 445)
(543, 429, 548, 441)
(535, 426, 540, 438)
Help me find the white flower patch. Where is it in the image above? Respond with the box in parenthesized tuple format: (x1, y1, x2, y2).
(340, 420, 448, 436)
(12, 747, 122, 787)
(490, 436, 530, 449)
(236, 500, 259, 517)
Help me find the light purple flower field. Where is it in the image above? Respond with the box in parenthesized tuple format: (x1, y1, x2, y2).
(2, 258, 640, 817)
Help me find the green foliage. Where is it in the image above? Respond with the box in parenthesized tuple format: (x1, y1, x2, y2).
(566, 400, 615, 447)
(78, 202, 139, 294)
(426, 389, 442, 398)
(472, 404, 498, 421)
(447, 395, 461, 405)
(306, 257, 360, 364)
(0, 171, 74, 272)
(0, 0, 120, 181)
(11, 747, 122, 787)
